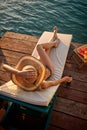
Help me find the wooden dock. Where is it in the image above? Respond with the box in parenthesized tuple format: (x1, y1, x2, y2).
(0, 32, 87, 130)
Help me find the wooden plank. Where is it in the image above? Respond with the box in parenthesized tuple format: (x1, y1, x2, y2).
(0, 50, 29, 66)
(58, 86, 87, 104)
(65, 62, 87, 74)
(63, 69, 87, 82)
(0, 37, 36, 54)
(70, 80, 87, 92)
(54, 97, 87, 120)
(3, 31, 39, 41)
(71, 42, 82, 48)
(50, 111, 87, 130)
(0, 48, 29, 57)
(66, 43, 75, 60)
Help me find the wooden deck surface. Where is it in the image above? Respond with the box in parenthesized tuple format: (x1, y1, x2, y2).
(0, 32, 87, 130)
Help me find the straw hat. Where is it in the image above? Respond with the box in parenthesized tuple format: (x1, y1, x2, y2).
(12, 56, 45, 91)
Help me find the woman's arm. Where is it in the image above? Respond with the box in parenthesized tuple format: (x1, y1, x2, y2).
(37, 76, 72, 90)
(2, 64, 37, 78)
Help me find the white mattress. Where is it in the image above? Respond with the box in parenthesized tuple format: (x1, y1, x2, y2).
(0, 31, 72, 106)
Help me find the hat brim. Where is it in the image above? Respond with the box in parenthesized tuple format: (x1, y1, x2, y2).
(12, 56, 45, 91)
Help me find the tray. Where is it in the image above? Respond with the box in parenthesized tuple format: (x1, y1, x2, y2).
(77, 44, 87, 59)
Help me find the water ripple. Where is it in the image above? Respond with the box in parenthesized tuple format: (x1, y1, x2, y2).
(0, 0, 87, 43)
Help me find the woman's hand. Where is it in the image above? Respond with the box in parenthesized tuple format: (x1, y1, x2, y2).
(18, 69, 37, 79)
(62, 76, 72, 83)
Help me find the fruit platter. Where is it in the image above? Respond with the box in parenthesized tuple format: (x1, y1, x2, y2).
(77, 45, 87, 60)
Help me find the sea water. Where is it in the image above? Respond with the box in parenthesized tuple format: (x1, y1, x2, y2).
(0, 0, 87, 44)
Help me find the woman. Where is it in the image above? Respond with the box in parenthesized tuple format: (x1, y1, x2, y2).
(2, 26, 72, 91)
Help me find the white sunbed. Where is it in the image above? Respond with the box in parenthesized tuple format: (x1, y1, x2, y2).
(0, 31, 72, 106)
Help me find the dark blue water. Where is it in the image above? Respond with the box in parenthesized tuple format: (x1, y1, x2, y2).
(0, 0, 87, 44)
